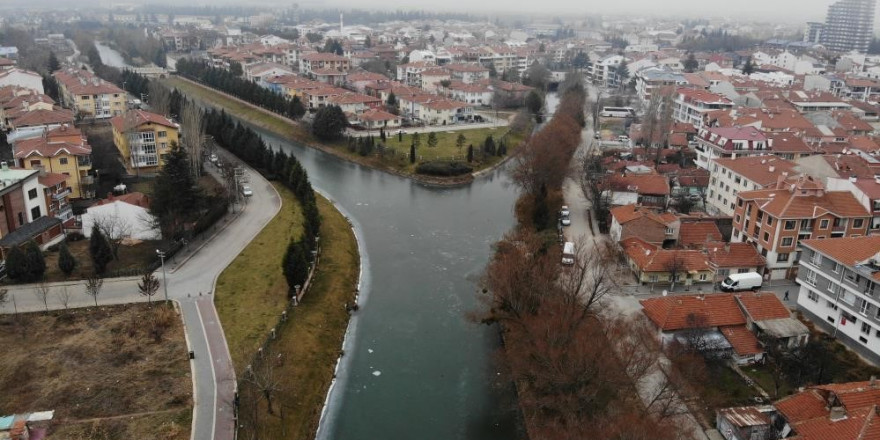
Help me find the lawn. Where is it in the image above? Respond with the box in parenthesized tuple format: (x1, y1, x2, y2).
(164, 76, 527, 181)
(0, 303, 192, 440)
(743, 364, 796, 400)
(36, 239, 172, 283)
(219, 190, 359, 439)
(215, 182, 303, 369)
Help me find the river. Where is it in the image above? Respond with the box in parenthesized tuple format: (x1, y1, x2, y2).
(246, 126, 522, 439)
(94, 42, 131, 69)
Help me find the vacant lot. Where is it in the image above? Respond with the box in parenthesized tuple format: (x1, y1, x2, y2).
(0, 303, 192, 439)
(377, 126, 523, 174)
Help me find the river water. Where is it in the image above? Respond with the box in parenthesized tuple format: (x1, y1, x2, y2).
(94, 42, 131, 69)
(248, 127, 522, 439)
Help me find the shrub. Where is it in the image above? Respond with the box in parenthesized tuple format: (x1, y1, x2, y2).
(58, 242, 76, 276)
(415, 161, 473, 177)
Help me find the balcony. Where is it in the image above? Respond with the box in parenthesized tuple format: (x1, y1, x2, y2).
(51, 188, 71, 201)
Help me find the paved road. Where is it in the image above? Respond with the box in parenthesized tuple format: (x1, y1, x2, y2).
(0, 149, 281, 440)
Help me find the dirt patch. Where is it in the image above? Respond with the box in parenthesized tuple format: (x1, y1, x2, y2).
(0, 303, 192, 439)
(34, 239, 172, 283)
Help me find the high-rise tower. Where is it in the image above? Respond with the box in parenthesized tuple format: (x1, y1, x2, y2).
(820, 0, 876, 53)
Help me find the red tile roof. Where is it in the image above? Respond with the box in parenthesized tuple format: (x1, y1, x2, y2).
(93, 192, 149, 209)
(610, 204, 677, 226)
(14, 137, 91, 158)
(678, 222, 722, 247)
(639, 293, 746, 331)
(720, 325, 763, 356)
(705, 242, 766, 269)
(800, 236, 880, 268)
(738, 178, 870, 219)
(623, 237, 710, 274)
(109, 110, 177, 133)
(736, 291, 791, 321)
(606, 173, 671, 196)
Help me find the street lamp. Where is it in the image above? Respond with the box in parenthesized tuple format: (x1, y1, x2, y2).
(156, 249, 169, 304)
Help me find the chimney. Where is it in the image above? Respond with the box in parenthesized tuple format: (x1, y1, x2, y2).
(829, 406, 847, 422)
(769, 166, 775, 173)
(0, 162, 7, 171)
(851, 175, 858, 183)
(871, 375, 877, 388)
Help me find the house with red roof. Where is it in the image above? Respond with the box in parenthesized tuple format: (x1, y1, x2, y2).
(609, 204, 679, 245)
(603, 172, 672, 208)
(622, 237, 714, 288)
(694, 125, 769, 170)
(718, 379, 880, 440)
(110, 110, 179, 176)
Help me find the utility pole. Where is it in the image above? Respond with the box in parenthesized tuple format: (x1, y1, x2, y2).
(156, 249, 169, 304)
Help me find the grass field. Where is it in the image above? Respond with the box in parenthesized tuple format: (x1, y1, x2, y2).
(0, 304, 192, 440)
(215, 182, 303, 370)
(216, 188, 359, 439)
(164, 76, 526, 180)
(36, 239, 172, 283)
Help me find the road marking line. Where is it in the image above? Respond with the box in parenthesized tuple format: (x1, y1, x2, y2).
(195, 299, 219, 440)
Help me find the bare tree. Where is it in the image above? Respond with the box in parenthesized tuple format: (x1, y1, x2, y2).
(34, 282, 50, 314)
(56, 286, 71, 313)
(84, 274, 104, 307)
(180, 99, 206, 179)
(92, 213, 133, 261)
(664, 252, 686, 291)
(148, 80, 172, 116)
(244, 356, 282, 416)
(558, 238, 617, 313)
(138, 270, 160, 306)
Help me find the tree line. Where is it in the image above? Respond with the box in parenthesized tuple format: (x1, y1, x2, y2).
(175, 58, 306, 121)
(202, 109, 320, 295)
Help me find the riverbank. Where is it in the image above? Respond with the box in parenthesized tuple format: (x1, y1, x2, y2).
(163, 76, 526, 187)
(215, 183, 359, 439)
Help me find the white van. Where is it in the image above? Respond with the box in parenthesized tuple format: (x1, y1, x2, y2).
(720, 272, 763, 292)
(561, 242, 575, 265)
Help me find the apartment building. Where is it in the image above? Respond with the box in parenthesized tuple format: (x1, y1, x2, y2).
(444, 63, 490, 84)
(732, 175, 870, 280)
(13, 129, 93, 199)
(0, 165, 50, 238)
(38, 172, 73, 222)
(827, 175, 880, 231)
(634, 68, 687, 104)
(797, 236, 880, 364)
(820, 0, 875, 53)
(299, 53, 350, 76)
(110, 110, 179, 175)
(694, 125, 770, 170)
(673, 88, 734, 129)
(706, 156, 798, 216)
(53, 68, 125, 119)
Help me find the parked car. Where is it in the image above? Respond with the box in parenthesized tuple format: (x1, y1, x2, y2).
(561, 241, 575, 265)
(210, 154, 218, 163)
(560, 205, 570, 217)
(561, 217, 571, 226)
(720, 272, 763, 292)
(240, 185, 253, 197)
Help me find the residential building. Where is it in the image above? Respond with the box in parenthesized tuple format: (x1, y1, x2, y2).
(609, 204, 679, 245)
(820, 0, 876, 53)
(640, 291, 806, 364)
(705, 241, 767, 282)
(804, 21, 825, 44)
(38, 172, 73, 222)
(603, 173, 671, 207)
(673, 88, 734, 129)
(350, 108, 401, 130)
(444, 63, 490, 84)
(589, 54, 625, 88)
(732, 175, 870, 280)
(827, 175, 880, 231)
(0, 68, 43, 94)
(4, 108, 75, 143)
(81, 192, 159, 240)
(798, 236, 880, 364)
(299, 53, 351, 76)
(622, 237, 714, 287)
(13, 131, 93, 199)
(53, 68, 125, 119)
(694, 125, 769, 170)
(446, 81, 493, 106)
(0, 164, 63, 253)
(634, 68, 687, 104)
(110, 110, 180, 175)
(707, 156, 798, 216)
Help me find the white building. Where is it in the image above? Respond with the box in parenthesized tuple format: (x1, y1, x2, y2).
(706, 156, 798, 216)
(0, 68, 44, 94)
(81, 192, 160, 241)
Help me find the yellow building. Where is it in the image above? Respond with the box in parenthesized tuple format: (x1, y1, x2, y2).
(110, 110, 179, 175)
(53, 68, 126, 119)
(13, 128, 93, 199)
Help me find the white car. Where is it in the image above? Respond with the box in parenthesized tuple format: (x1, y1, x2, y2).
(561, 217, 571, 226)
(560, 205, 570, 217)
(241, 185, 253, 197)
(210, 154, 218, 163)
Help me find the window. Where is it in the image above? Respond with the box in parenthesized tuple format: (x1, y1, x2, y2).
(766, 217, 773, 226)
(59, 157, 68, 165)
(863, 322, 872, 335)
(833, 262, 841, 273)
(861, 300, 870, 316)
(699, 273, 708, 281)
(158, 131, 167, 138)
(782, 237, 794, 247)
(829, 279, 839, 294)
(738, 268, 750, 273)
(808, 291, 819, 302)
(29, 206, 40, 219)
(733, 230, 740, 238)
(827, 299, 838, 310)
(735, 215, 741, 223)
(785, 220, 796, 230)
(29, 160, 41, 167)
(806, 269, 818, 286)
(666, 227, 675, 234)
(845, 270, 861, 285)
(855, 219, 865, 228)
(763, 232, 770, 242)
(738, 199, 743, 207)
(777, 253, 790, 262)
(649, 275, 658, 282)
(27, 188, 37, 200)
(811, 251, 822, 265)
(801, 219, 813, 230)
(820, 219, 829, 229)
(17, 212, 23, 226)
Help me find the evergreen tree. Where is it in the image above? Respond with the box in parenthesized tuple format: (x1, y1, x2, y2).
(410, 143, 416, 164)
(456, 133, 466, 153)
(387, 92, 397, 107)
(525, 90, 543, 116)
(380, 128, 386, 142)
(47, 52, 61, 73)
(742, 56, 755, 75)
(5, 245, 28, 281)
(483, 135, 496, 155)
(311, 105, 348, 141)
(58, 241, 76, 276)
(151, 142, 203, 238)
(467, 144, 474, 163)
(24, 241, 45, 281)
(282, 240, 310, 295)
(427, 132, 438, 148)
(412, 132, 421, 149)
(89, 225, 113, 275)
(682, 53, 699, 73)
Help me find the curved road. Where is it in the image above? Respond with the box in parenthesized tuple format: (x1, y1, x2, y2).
(0, 149, 280, 440)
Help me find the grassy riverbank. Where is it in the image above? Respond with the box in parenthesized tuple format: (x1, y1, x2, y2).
(215, 182, 302, 369)
(214, 183, 359, 439)
(164, 76, 525, 183)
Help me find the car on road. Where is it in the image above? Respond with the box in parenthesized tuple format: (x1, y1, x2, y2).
(240, 185, 253, 197)
(560, 205, 570, 217)
(561, 217, 571, 226)
(688, 193, 702, 202)
(210, 154, 218, 163)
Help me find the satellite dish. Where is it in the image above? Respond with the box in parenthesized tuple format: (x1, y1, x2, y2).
(662, 290, 668, 296)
